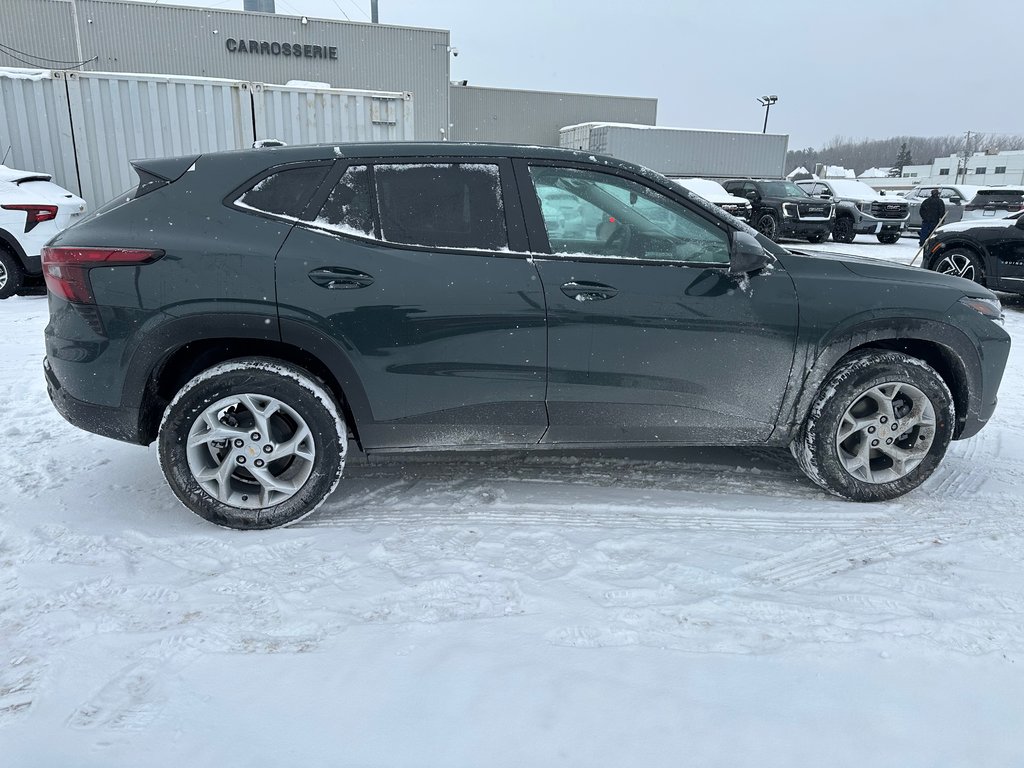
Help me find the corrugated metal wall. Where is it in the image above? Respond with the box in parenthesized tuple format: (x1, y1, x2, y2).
(252, 83, 414, 145)
(1, 0, 449, 141)
(1, 67, 416, 206)
(0, 71, 79, 195)
(65, 71, 256, 205)
(450, 85, 657, 146)
(561, 124, 790, 179)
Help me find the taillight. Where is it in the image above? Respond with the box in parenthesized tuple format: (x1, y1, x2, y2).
(41, 247, 164, 304)
(2, 204, 58, 233)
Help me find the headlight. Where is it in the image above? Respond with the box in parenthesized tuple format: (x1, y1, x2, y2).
(783, 203, 797, 218)
(858, 201, 873, 213)
(959, 296, 1003, 323)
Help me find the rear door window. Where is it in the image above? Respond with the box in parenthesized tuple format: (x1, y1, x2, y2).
(373, 163, 508, 250)
(234, 164, 331, 219)
(311, 165, 375, 238)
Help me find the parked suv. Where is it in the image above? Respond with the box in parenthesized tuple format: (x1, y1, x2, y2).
(961, 187, 1024, 222)
(0, 165, 86, 298)
(922, 211, 1024, 294)
(721, 178, 833, 242)
(44, 143, 1009, 528)
(903, 184, 981, 230)
(796, 178, 909, 244)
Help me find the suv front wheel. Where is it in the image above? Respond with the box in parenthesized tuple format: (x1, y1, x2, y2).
(792, 350, 954, 501)
(158, 358, 348, 529)
(755, 211, 780, 241)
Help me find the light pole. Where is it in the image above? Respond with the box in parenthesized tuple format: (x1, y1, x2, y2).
(757, 95, 778, 133)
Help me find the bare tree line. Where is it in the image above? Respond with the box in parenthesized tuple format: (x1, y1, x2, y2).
(786, 134, 1024, 175)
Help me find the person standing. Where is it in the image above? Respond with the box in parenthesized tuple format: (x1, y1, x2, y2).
(919, 188, 946, 245)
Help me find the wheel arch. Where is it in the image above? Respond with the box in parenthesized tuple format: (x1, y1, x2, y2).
(923, 239, 988, 274)
(782, 322, 979, 443)
(0, 227, 30, 267)
(130, 327, 371, 449)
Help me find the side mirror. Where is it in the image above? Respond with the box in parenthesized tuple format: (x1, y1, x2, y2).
(730, 231, 773, 275)
(818, 192, 832, 199)
(1015, 216, 1024, 230)
(745, 190, 758, 201)
(950, 196, 962, 204)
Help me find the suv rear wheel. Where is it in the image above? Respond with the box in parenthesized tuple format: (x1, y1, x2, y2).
(0, 247, 25, 300)
(158, 358, 348, 529)
(792, 350, 954, 501)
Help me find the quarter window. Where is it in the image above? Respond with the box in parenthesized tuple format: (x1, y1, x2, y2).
(313, 165, 374, 237)
(528, 165, 729, 264)
(374, 163, 507, 250)
(235, 165, 330, 219)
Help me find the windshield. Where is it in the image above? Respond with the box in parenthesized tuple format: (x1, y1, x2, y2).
(760, 181, 809, 198)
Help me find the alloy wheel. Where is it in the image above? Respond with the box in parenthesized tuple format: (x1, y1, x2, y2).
(186, 392, 316, 508)
(934, 253, 978, 281)
(835, 381, 936, 484)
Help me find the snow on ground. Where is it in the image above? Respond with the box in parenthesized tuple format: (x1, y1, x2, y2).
(3, 243, 1024, 766)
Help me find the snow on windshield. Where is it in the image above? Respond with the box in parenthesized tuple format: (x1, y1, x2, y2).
(673, 178, 730, 200)
(827, 179, 883, 198)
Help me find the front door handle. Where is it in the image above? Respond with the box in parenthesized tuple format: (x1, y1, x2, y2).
(308, 267, 375, 290)
(560, 280, 618, 302)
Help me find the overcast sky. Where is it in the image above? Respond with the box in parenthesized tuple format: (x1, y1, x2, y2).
(145, 0, 1021, 149)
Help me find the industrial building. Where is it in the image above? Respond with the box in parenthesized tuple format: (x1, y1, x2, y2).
(1, 0, 793, 206)
(0, 0, 657, 144)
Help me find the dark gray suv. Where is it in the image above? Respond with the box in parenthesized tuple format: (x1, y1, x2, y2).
(43, 143, 1010, 528)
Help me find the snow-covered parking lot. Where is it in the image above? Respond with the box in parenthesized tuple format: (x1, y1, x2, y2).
(4, 237, 1024, 766)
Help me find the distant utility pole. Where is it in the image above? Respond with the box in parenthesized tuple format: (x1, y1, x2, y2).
(959, 130, 973, 184)
(371, 0, 379, 22)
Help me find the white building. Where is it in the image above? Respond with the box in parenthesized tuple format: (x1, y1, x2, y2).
(900, 150, 1024, 186)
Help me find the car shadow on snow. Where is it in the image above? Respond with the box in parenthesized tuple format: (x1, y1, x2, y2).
(300, 444, 835, 528)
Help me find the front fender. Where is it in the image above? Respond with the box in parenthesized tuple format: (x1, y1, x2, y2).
(775, 316, 985, 443)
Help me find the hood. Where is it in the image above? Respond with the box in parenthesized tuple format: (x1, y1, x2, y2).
(787, 248, 987, 293)
(935, 217, 1018, 234)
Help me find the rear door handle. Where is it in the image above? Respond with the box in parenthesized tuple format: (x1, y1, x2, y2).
(560, 280, 618, 302)
(308, 267, 375, 289)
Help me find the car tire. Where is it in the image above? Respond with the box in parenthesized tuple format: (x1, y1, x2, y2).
(792, 350, 954, 502)
(928, 247, 985, 286)
(806, 232, 827, 244)
(158, 358, 348, 529)
(755, 212, 780, 241)
(876, 233, 901, 244)
(832, 217, 856, 243)
(0, 247, 25, 300)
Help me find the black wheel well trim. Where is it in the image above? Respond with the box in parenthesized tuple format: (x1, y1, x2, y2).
(122, 315, 371, 449)
(0, 228, 30, 265)
(779, 320, 980, 443)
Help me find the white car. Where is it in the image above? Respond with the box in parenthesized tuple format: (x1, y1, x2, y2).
(961, 187, 1024, 223)
(670, 177, 752, 221)
(0, 165, 86, 298)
